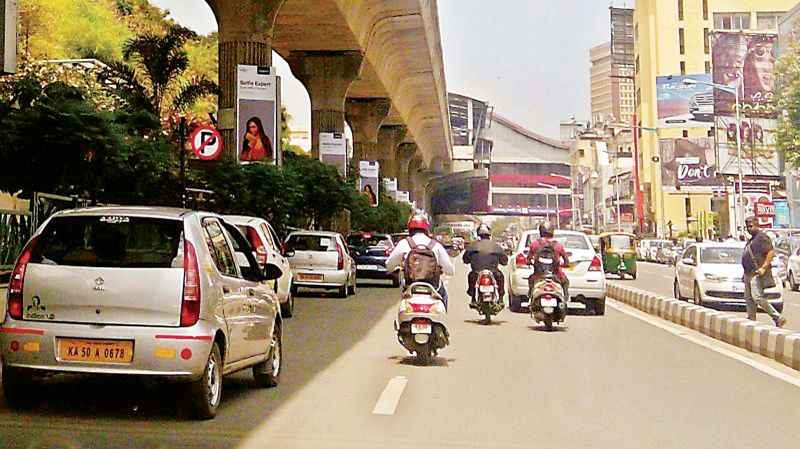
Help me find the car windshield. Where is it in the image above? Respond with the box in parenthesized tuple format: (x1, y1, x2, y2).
(525, 233, 589, 250)
(286, 234, 338, 252)
(347, 235, 391, 248)
(30, 215, 183, 268)
(700, 247, 743, 264)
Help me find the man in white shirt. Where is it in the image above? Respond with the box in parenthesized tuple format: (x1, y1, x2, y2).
(386, 216, 455, 306)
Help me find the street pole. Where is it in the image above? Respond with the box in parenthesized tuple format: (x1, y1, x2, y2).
(179, 116, 187, 208)
(555, 192, 561, 229)
(546, 194, 550, 222)
(633, 112, 644, 235)
(735, 87, 745, 238)
(615, 152, 621, 232)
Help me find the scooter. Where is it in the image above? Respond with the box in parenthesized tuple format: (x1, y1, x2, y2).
(523, 273, 567, 331)
(394, 282, 449, 364)
(471, 270, 504, 325)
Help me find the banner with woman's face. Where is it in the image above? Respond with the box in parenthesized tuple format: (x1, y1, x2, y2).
(359, 161, 380, 207)
(711, 32, 777, 115)
(236, 65, 281, 165)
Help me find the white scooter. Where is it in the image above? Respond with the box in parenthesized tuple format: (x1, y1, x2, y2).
(394, 282, 449, 364)
(471, 270, 504, 325)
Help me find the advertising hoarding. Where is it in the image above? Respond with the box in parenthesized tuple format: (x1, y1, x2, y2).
(716, 115, 780, 177)
(656, 74, 714, 128)
(236, 65, 280, 165)
(319, 132, 347, 177)
(383, 178, 398, 200)
(659, 138, 720, 191)
(359, 161, 379, 207)
(711, 32, 777, 116)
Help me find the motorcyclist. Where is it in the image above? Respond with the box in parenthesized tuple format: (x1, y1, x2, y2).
(527, 220, 570, 301)
(463, 223, 508, 309)
(386, 215, 455, 307)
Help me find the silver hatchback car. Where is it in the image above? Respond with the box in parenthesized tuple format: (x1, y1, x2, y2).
(1, 207, 284, 419)
(284, 231, 357, 297)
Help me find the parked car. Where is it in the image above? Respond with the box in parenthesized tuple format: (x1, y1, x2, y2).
(773, 235, 800, 287)
(785, 245, 800, 291)
(654, 241, 674, 264)
(390, 232, 409, 245)
(509, 230, 606, 315)
(636, 239, 652, 261)
(0, 207, 284, 419)
(674, 242, 783, 312)
(225, 215, 295, 317)
(284, 231, 357, 297)
(346, 232, 399, 287)
(647, 240, 670, 262)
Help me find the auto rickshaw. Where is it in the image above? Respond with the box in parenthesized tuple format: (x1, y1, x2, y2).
(598, 232, 637, 279)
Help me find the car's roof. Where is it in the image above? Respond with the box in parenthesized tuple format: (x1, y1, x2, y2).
(53, 206, 191, 219)
(223, 215, 266, 225)
(288, 230, 340, 237)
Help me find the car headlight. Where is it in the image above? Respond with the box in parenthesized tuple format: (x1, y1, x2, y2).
(704, 273, 726, 283)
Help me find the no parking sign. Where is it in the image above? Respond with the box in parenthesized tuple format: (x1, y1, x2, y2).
(190, 126, 223, 160)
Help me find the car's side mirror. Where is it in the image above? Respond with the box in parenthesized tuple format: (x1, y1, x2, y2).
(283, 250, 296, 258)
(681, 258, 696, 266)
(263, 262, 283, 281)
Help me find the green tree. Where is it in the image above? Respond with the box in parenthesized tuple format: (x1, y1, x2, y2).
(776, 31, 800, 167)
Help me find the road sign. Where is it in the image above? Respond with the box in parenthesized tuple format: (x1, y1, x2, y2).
(190, 126, 223, 160)
(755, 201, 776, 218)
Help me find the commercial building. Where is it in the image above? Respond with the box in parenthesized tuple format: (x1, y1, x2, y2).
(634, 0, 795, 237)
(590, 42, 635, 126)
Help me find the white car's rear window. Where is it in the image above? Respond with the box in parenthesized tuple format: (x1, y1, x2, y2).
(30, 216, 183, 268)
(286, 234, 338, 252)
(700, 247, 743, 264)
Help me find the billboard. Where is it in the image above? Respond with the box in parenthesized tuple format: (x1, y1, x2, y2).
(359, 161, 379, 207)
(610, 7, 635, 68)
(774, 200, 791, 228)
(319, 132, 347, 177)
(716, 115, 780, 177)
(236, 65, 280, 165)
(659, 138, 720, 192)
(383, 177, 398, 201)
(656, 74, 715, 128)
(711, 32, 777, 116)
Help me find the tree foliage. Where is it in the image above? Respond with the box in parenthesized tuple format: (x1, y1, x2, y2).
(776, 31, 800, 168)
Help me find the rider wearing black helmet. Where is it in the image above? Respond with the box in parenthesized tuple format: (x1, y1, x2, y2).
(527, 220, 570, 300)
(463, 223, 508, 308)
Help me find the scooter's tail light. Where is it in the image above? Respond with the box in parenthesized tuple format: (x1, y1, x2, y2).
(409, 303, 433, 314)
(543, 283, 556, 292)
(589, 256, 602, 272)
(515, 253, 528, 266)
(479, 275, 493, 286)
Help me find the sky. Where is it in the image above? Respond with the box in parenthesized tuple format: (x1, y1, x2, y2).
(148, 0, 635, 139)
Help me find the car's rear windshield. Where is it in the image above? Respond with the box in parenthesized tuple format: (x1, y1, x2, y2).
(30, 215, 183, 268)
(524, 233, 589, 250)
(286, 234, 338, 252)
(700, 247, 743, 264)
(346, 235, 391, 248)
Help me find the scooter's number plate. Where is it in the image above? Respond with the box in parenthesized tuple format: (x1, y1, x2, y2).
(411, 323, 432, 334)
(479, 285, 495, 293)
(540, 298, 558, 308)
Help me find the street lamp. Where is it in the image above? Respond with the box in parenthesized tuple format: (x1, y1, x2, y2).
(550, 173, 574, 228)
(683, 78, 744, 236)
(540, 182, 561, 229)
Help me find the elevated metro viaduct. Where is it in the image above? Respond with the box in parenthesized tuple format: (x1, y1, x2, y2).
(204, 0, 453, 207)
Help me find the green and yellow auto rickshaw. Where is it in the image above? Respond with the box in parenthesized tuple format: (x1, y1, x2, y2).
(598, 232, 637, 280)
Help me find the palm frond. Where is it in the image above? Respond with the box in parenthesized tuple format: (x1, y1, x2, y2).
(172, 77, 220, 111)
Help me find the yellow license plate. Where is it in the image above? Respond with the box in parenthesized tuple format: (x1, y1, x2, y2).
(58, 339, 134, 364)
(298, 273, 323, 282)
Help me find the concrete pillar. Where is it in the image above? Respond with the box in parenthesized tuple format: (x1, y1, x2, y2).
(396, 143, 418, 191)
(376, 125, 407, 179)
(208, 0, 286, 160)
(407, 157, 423, 197)
(412, 170, 431, 208)
(346, 98, 391, 161)
(287, 51, 364, 158)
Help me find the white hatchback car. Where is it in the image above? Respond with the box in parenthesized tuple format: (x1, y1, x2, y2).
(674, 242, 784, 312)
(225, 215, 295, 317)
(1, 207, 284, 419)
(509, 230, 606, 315)
(284, 231, 357, 297)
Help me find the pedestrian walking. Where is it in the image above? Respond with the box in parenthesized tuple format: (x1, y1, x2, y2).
(742, 217, 787, 328)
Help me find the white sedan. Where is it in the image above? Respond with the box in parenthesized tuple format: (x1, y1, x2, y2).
(509, 230, 606, 315)
(674, 242, 784, 312)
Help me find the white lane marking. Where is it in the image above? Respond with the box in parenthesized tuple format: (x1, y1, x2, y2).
(607, 299, 800, 389)
(372, 376, 408, 415)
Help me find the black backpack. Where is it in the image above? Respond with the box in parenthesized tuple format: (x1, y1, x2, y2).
(403, 237, 443, 286)
(532, 239, 559, 276)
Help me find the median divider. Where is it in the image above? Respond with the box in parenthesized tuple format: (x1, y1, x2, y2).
(607, 282, 800, 371)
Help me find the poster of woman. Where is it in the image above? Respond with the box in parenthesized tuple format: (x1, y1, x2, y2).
(236, 65, 281, 165)
(240, 116, 274, 162)
(359, 161, 380, 207)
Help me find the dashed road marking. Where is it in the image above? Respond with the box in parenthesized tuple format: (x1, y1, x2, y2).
(608, 299, 800, 389)
(372, 376, 408, 415)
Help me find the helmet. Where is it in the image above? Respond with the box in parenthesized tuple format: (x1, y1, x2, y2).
(539, 220, 555, 238)
(477, 223, 491, 237)
(407, 215, 430, 233)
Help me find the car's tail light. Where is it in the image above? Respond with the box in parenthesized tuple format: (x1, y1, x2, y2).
(385, 246, 394, 257)
(589, 256, 602, 272)
(336, 244, 345, 270)
(515, 253, 528, 266)
(479, 274, 493, 286)
(8, 236, 39, 320)
(543, 283, 556, 292)
(246, 227, 268, 267)
(409, 303, 433, 314)
(180, 240, 201, 327)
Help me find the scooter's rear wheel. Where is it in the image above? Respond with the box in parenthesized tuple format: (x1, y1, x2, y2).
(543, 314, 554, 331)
(415, 343, 431, 364)
(481, 302, 492, 325)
